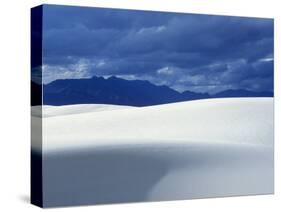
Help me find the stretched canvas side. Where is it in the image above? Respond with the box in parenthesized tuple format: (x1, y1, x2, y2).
(31, 5, 43, 208)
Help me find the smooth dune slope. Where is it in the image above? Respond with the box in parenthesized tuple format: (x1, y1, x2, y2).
(34, 98, 274, 206)
(42, 97, 273, 152)
(32, 104, 134, 118)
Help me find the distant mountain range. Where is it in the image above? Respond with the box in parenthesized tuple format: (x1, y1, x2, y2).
(31, 76, 273, 106)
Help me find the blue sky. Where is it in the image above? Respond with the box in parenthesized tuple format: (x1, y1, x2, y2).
(41, 5, 273, 94)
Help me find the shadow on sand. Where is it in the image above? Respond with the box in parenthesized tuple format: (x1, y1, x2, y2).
(42, 147, 169, 207)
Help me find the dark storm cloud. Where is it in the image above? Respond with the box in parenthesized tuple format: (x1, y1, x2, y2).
(42, 4, 274, 93)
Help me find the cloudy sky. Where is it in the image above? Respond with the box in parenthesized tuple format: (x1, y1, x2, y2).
(41, 5, 274, 94)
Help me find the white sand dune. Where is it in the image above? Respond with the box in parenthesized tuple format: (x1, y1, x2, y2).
(32, 104, 134, 118)
(32, 98, 274, 206)
(41, 97, 273, 152)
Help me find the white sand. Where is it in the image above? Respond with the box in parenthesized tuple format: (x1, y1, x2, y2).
(31, 98, 274, 206)
(40, 98, 273, 152)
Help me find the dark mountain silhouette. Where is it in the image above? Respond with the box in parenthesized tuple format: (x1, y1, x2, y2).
(43, 76, 183, 106)
(42, 76, 273, 106)
(181, 90, 210, 100)
(213, 89, 273, 98)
